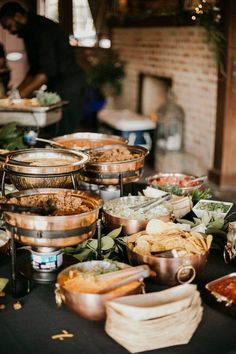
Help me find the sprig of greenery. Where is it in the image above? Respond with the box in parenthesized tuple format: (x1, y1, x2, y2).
(0, 122, 26, 150)
(86, 49, 126, 96)
(64, 227, 127, 262)
(152, 183, 212, 204)
(177, 211, 228, 250)
(36, 91, 61, 106)
(190, 0, 225, 75)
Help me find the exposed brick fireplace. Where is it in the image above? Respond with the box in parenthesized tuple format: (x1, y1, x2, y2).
(112, 26, 218, 176)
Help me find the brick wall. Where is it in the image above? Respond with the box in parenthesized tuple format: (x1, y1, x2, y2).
(112, 26, 218, 175)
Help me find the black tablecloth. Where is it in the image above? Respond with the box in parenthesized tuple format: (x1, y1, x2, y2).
(0, 249, 236, 354)
(1, 183, 236, 354)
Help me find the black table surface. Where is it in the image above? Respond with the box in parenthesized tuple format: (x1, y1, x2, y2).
(1, 250, 236, 354)
(1, 183, 236, 354)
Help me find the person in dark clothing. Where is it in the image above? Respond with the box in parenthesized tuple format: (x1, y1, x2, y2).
(0, 2, 85, 136)
(0, 43, 10, 97)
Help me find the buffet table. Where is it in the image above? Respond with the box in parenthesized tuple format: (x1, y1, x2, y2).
(0, 183, 236, 354)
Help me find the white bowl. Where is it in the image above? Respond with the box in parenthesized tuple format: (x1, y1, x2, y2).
(192, 199, 233, 219)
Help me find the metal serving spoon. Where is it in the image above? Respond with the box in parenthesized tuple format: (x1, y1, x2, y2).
(129, 193, 171, 212)
(0, 201, 56, 216)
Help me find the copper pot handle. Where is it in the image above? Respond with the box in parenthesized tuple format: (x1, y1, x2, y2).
(223, 244, 234, 264)
(176, 265, 196, 284)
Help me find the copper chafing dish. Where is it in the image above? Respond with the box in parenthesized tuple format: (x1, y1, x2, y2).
(103, 196, 171, 235)
(79, 145, 149, 185)
(53, 132, 128, 150)
(127, 231, 209, 286)
(2, 148, 89, 189)
(56, 260, 144, 321)
(3, 188, 103, 248)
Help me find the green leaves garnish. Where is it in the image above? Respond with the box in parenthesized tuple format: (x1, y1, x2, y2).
(64, 227, 126, 262)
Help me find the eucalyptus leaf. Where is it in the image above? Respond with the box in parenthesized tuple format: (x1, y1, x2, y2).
(193, 217, 201, 225)
(0, 278, 9, 292)
(208, 218, 225, 230)
(103, 251, 112, 259)
(106, 227, 122, 239)
(88, 239, 98, 250)
(176, 218, 195, 227)
(72, 249, 93, 262)
(101, 236, 115, 251)
(202, 212, 212, 226)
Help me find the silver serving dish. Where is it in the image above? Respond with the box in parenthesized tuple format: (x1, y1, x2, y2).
(146, 172, 206, 195)
(3, 148, 89, 189)
(79, 145, 149, 185)
(3, 188, 103, 248)
(53, 132, 128, 151)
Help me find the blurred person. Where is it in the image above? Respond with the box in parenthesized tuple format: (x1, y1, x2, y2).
(0, 2, 85, 136)
(0, 42, 10, 97)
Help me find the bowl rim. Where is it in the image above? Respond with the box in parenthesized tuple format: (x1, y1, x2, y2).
(145, 172, 204, 192)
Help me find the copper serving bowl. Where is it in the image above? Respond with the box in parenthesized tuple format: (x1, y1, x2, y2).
(56, 260, 143, 321)
(127, 233, 209, 286)
(79, 145, 149, 185)
(53, 132, 128, 150)
(3, 148, 89, 189)
(103, 196, 171, 235)
(3, 188, 103, 248)
(146, 172, 205, 195)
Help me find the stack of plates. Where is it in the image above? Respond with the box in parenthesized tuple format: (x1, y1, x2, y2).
(105, 284, 202, 353)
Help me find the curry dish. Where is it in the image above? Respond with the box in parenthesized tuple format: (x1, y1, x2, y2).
(56, 138, 123, 149)
(1, 192, 92, 216)
(89, 147, 140, 163)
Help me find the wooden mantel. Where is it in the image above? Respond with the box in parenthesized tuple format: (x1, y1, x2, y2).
(209, 0, 236, 187)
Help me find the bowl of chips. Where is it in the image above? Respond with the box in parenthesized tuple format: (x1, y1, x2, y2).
(127, 220, 212, 285)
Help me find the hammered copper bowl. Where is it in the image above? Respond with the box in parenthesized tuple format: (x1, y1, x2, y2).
(146, 172, 205, 195)
(103, 196, 171, 235)
(53, 132, 128, 150)
(3, 148, 89, 190)
(56, 260, 143, 321)
(3, 188, 103, 248)
(127, 234, 209, 286)
(79, 145, 149, 185)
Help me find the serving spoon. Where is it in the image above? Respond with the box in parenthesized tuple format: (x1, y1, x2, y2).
(96, 265, 150, 294)
(0, 201, 56, 216)
(129, 193, 171, 212)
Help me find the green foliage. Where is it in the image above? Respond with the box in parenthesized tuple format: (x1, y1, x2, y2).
(177, 212, 229, 250)
(0, 122, 26, 150)
(152, 183, 212, 205)
(64, 227, 127, 262)
(190, 0, 225, 74)
(189, 187, 212, 205)
(36, 91, 61, 106)
(86, 49, 126, 96)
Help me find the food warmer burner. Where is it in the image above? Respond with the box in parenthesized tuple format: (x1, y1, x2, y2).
(2, 189, 103, 296)
(78, 145, 149, 199)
